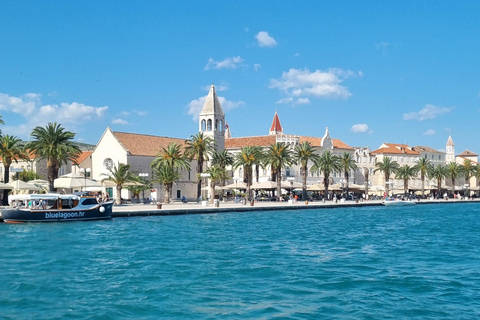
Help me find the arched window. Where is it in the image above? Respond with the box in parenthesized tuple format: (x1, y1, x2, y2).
(201, 120, 206, 131)
(215, 119, 219, 130)
(219, 120, 223, 131)
(207, 119, 212, 131)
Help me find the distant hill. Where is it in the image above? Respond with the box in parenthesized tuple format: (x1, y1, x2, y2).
(20, 141, 96, 152)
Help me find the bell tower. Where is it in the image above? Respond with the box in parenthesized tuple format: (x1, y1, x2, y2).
(199, 84, 225, 151)
(446, 135, 455, 164)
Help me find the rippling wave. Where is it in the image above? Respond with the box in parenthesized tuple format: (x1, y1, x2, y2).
(1, 203, 480, 319)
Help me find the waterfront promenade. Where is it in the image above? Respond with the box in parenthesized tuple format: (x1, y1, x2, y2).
(112, 198, 479, 217)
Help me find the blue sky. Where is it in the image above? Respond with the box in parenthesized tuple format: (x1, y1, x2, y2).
(1, 1, 479, 154)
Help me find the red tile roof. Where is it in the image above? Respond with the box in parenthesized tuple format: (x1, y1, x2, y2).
(299, 136, 353, 149)
(270, 111, 283, 133)
(457, 149, 478, 157)
(74, 151, 92, 165)
(225, 135, 277, 148)
(371, 143, 420, 155)
(113, 131, 187, 157)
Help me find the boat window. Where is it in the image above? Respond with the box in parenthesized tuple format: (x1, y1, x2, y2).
(81, 198, 98, 205)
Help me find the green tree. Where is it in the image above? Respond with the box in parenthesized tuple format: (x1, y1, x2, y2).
(374, 156, 399, 196)
(338, 152, 357, 197)
(264, 142, 294, 201)
(151, 142, 190, 203)
(126, 175, 152, 200)
(446, 162, 462, 197)
(396, 164, 416, 194)
(211, 149, 234, 189)
(152, 165, 180, 204)
(185, 133, 215, 199)
(102, 162, 133, 205)
(205, 165, 228, 203)
(460, 159, 475, 194)
(293, 141, 320, 201)
(413, 157, 432, 197)
(233, 146, 260, 200)
(18, 169, 43, 182)
(26, 122, 81, 191)
(0, 114, 4, 125)
(311, 150, 340, 199)
(0, 135, 29, 204)
(428, 164, 447, 197)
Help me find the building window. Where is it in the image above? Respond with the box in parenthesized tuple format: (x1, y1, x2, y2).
(201, 120, 206, 131)
(104, 158, 114, 171)
(207, 119, 212, 131)
(215, 119, 219, 130)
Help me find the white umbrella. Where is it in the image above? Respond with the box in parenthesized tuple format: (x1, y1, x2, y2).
(281, 181, 303, 189)
(54, 173, 101, 189)
(222, 181, 247, 189)
(307, 184, 324, 191)
(8, 180, 41, 192)
(251, 181, 278, 189)
(101, 180, 144, 187)
(0, 182, 13, 190)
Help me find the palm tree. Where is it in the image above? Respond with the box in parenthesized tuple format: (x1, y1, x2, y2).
(396, 165, 416, 194)
(0, 135, 29, 205)
(374, 157, 399, 196)
(311, 150, 340, 199)
(428, 164, 447, 197)
(460, 159, 475, 196)
(364, 167, 369, 197)
(26, 122, 81, 191)
(264, 142, 294, 201)
(151, 142, 190, 203)
(102, 163, 134, 205)
(184, 133, 215, 199)
(293, 142, 320, 201)
(252, 146, 265, 183)
(152, 165, 180, 204)
(233, 146, 260, 200)
(0, 114, 4, 125)
(151, 143, 190, 172)
(205, 165, 228, 203)
(413, 157, 432, 198)
(338, 152, 357, 197)
(126, 175, 152, 200)
(211, 149, 234, 189)
(474, 164, 480, 194)
(446, 162, 462, 197)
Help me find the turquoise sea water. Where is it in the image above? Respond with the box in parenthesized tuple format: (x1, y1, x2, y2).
(1, 203, 480, 319)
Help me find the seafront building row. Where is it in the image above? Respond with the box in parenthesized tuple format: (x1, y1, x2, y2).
(1, 85, 478, 201)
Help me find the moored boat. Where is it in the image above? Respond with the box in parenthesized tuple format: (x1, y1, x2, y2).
(1, 194, 113, 223)
(382, 199, 416, 206)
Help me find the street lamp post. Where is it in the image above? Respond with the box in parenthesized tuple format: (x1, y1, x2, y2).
(139, 173, 149, 203)
(79, 168, 91, 192)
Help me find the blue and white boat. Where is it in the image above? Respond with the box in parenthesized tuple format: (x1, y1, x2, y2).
(1, 194, 113, 223)
(382, 199, 416, 206)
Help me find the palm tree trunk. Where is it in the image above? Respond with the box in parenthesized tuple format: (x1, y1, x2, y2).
(196, 160, 203, 199)
(324, 173, 329, 200)
(2, 164, 10, 205)
(164, 183, 172, 204)
(421, 172, 425, 197)
(116, 185, 122, 205)
(302, 165, 307, 201)
(451, 178, 455, 197)
(276, 167, 282, 201)
(210, 181, 215, 203)
(364, 168, 369, 198)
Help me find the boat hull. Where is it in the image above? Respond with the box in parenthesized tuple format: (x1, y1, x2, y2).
(382, 200, 416, 206)
(1, 202, 113, 223)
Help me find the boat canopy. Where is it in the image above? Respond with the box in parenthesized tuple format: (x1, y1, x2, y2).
(8, 193, 80, 202)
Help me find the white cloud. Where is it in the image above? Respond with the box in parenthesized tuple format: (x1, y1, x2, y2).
(403, 104, 454, 121)
(255, 31, 277, 47)
(0, 92, 109, 138)
(132, 109, 146, 116)
(0, 92, 40, 115)
(112, 118, 128, 125)
(424, 129, 436, 136)
(296, 98, 310, 105)
(350, 124, 371, 133)
(38, 102, 108, 125)
(254, 63, 261, 71)
(276, 97, 293, 104)
(188, 94, 244, 121)
(204, 56, 243, 70)
(270, 68, 361, 103)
